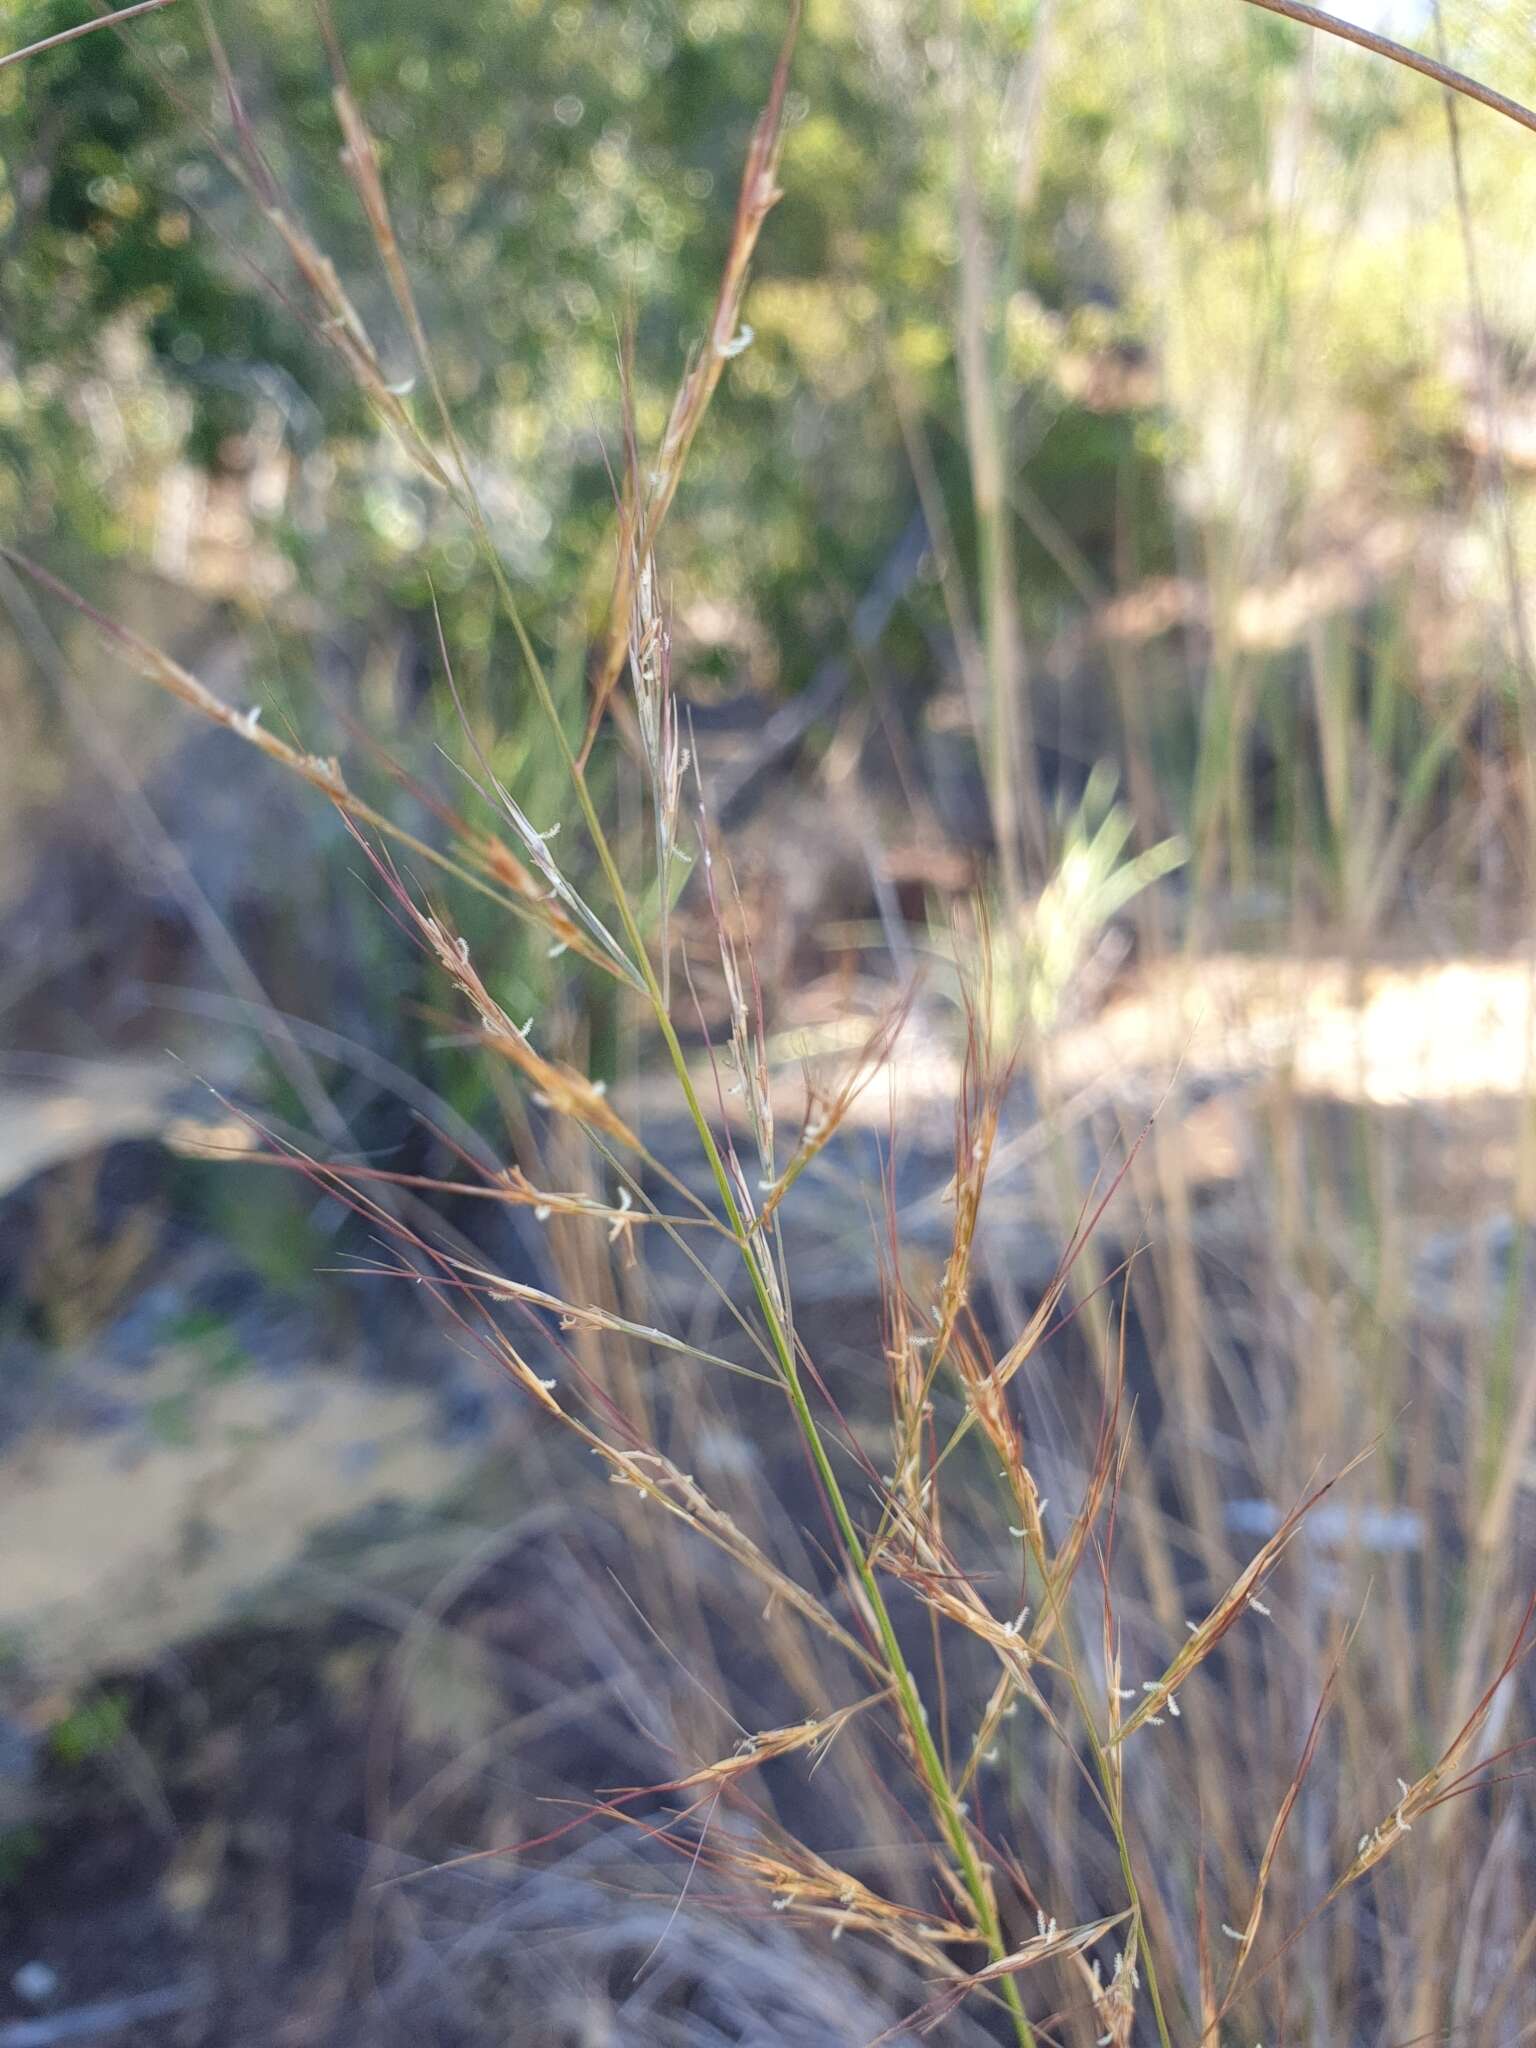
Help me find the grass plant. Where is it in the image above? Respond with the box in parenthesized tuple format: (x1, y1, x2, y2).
(4, 4, 1536, 2042)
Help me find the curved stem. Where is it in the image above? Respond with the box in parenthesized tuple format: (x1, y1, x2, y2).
(1237, 0, 1536, 138)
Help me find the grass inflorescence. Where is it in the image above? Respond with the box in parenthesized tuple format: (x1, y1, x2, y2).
(7, 5, 1536, 2044)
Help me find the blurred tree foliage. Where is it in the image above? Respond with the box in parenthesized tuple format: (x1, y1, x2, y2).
(3, 0, 1536, 792)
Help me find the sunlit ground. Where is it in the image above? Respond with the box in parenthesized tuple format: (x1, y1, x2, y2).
(699, 948, 1536, 1128)
(1054, 949, 1536, 1105)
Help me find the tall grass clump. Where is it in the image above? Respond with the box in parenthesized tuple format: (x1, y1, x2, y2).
(7, 4, 1536, 2042)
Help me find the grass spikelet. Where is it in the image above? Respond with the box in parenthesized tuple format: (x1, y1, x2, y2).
(1107, 1444, 1377, 1746)
(579, 3, 802, 761)
(346, 825, 641, 1147)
